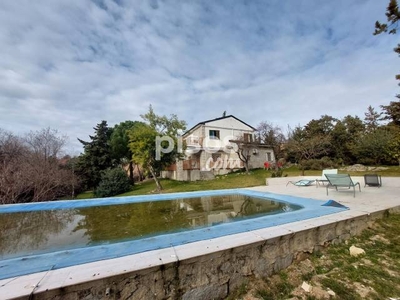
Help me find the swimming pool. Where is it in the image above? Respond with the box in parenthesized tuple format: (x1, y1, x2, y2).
(0, 189, 347, 280)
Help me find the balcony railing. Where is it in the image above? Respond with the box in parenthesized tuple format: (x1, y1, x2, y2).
(183, 159, 200, 170)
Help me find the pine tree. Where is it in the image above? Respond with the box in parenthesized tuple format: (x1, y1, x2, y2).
(364, 105, 383, 132)
(77, 121, 113, 189)
(375, 1, 400, 128)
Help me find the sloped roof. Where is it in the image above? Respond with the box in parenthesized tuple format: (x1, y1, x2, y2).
(184, 115, 257, 136)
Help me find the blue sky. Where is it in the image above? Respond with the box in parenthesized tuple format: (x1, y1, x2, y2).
(0, 0, 398, 154)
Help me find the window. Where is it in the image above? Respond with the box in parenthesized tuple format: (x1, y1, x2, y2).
(209, 130, 220, 140)
(243, 133, 253, 142)
(266, 152, 272, 161)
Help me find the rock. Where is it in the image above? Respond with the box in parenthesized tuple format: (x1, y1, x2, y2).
(342, 164, 367, 171)
(367, 166, 388, 171)
(327, 288, 336, 296)
(370, 235, 390, 244)
(341, 164, 389, 172)
(349, 245, 365, 256)
(298, 259, 314, 273)
(301, 281, 312, 293)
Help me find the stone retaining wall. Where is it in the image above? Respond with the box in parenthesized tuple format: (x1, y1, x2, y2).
(22, 208, 400, 300)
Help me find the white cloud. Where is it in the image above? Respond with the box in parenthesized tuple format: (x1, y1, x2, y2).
(0, 0, 398, 153)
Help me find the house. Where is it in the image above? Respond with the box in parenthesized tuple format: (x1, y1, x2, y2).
(161, 115, 276, 181)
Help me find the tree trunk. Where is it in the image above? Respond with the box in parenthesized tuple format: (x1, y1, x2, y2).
(244, 161, 250, 174)
(137, 165, 143, 181)
(129, 161, 134, 185)
(237, 148, 250, 174)
(148, 165, 163, 192)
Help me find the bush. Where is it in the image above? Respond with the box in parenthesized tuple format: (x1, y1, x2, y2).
(271, 168, 287, 177)
(94, 167, 131, 198)
(300, 158, 337, 170)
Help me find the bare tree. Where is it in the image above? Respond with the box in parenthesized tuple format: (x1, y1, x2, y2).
(229, 136, 254, 174)
(24, 127, 67, 161)
(257, 122, 286, 159)
(0, 128, 78, 204)
(0, 129, 30, 204)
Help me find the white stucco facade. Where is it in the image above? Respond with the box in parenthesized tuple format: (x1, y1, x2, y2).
(161, 115, 276, 181)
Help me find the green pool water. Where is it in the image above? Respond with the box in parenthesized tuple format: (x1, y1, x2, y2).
(0, 194, 300, 260)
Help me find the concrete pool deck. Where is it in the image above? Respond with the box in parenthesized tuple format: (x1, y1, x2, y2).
(1, 176, 400, 299)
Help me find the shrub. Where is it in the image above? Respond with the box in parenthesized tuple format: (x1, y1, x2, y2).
(94, 167, 131, 198)
(301, 158, 337, 170)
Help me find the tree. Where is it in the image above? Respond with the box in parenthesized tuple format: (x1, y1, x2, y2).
(387, 127, 400, 165)
(61, 155, 81, 198)
(381, 101, 400, 126)
(94, 167, 131, 198)
(356, 128, 395, 165)
(24, 127, 66, 161)
(286, 126, 330, 175)
(23, 128, 77, 202)
(375, 1, 400, 118)
(128, 106, 186, 192)
(257, 121, 286, 159)
(374, 0, 400, 37)
(342, 115, 365, 136)
(141, 105, 186, 136)
(110, 121, 144, 183)
(229, 136, 253, 174)
(0, 128, 78, 204)
(304, 115, 337, 137)
(374, 0, 400, 80)
(364, 106, 383, 132)
(77, 121, 114, 189)
(0, 129, 29, 203)
(330, 120, 349, 163)
(326, 115, 364, 164)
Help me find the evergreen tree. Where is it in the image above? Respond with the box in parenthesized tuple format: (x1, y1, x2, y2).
(304, 115, 337, 138)
(375, 1, 400, 120)
(94, 167, 131, 198)
(381, 101, 400, 126)
(374, 0, 400, 86)
(364, 105, 383, 132)
(77, 121, 113, 189)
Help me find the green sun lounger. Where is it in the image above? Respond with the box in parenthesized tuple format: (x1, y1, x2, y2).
(325, 174, 361, 197)
(286, 179, 315, 187)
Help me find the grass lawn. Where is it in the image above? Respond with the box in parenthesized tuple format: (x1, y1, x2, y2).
(76, 165, 400, 200)
(76, 168, 270, 199)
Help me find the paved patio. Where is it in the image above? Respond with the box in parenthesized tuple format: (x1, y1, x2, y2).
(253, 176, 400, 214)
